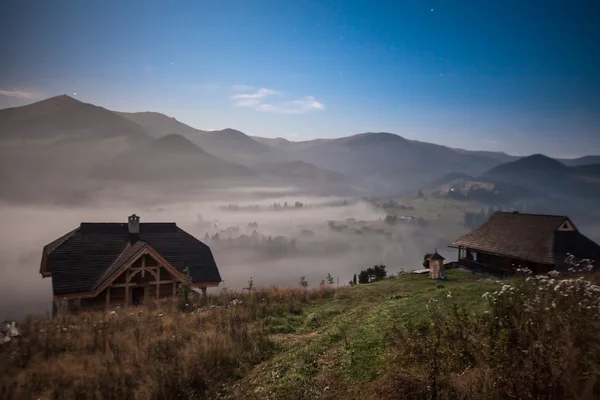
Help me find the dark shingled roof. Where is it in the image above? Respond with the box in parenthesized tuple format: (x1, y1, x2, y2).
(451, 212, 600, 267)
(44, 222, 221, 296)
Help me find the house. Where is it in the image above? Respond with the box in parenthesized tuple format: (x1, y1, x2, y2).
(449, 211, 600, 276)
(40, 214, 221, 313)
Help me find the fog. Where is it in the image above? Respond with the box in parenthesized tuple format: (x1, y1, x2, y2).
(0, 189, 449, 321)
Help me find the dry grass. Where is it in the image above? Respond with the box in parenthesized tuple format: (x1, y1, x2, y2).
(0, 285, 335, 400)
(3, 271, 600, 400)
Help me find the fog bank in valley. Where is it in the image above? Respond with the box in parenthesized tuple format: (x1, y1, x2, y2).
(0, 189, 447, 321)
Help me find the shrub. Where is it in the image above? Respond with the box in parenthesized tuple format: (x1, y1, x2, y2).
(391, 270, 600, 399)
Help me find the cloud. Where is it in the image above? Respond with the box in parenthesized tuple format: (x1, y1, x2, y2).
(232, 88, 280, 101)
(231, 88, 325, 114)
(257, 96, 326, 114)
(0, 89, 44, 100)
(231, 84, 255, 92)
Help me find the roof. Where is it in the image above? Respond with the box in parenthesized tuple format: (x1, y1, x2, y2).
(43, 222, 221, 296)
(451, 212, 600, 266)
(429, 251, 445, 261)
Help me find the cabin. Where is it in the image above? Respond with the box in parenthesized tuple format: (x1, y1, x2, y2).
(449, 211, 600, 277)
(40, 214, 221, 314)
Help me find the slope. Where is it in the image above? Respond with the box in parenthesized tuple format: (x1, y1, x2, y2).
(283, 132, 507, 195)
(252, 160, 346, 182)
(185, 128, 277, 166)
(116, 111, 277, 166)
(93, 134, 255, 181)
(560, 155, 600, 167)
(0, 95, 150, 144)
(116, 111, 197, 139)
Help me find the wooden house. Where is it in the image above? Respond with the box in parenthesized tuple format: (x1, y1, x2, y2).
(449, 211, 600, 276)
(40, 214, 221, 313)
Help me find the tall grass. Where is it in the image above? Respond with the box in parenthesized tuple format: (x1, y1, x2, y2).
(390, 271, 600, 399)
(0, 285, 335, 400)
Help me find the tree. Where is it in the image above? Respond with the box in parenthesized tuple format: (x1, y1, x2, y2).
(417, 189, 425, 198)
(203, 232, 210, 241)
(358, 270, 370, 284)
(320, 279, 326, 286)
(373, 265, 387, 280)
(353, 273, 357, 285)
(423, 253, 433, 268)
(326, 273, 334, 285)
(299, 276, 308, 288)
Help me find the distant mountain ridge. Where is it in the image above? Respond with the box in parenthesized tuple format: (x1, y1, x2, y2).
(93, 133, 254, 181)
(2, 95, 600, 202)
(0, 95, 149, 144)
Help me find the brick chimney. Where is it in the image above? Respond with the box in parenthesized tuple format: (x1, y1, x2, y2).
(128, 214, 140, 243)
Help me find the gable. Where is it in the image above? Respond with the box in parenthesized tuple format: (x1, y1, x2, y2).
(44, 222, 221, 297)
(557, 219, 576, 232)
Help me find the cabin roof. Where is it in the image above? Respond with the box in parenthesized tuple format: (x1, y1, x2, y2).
(429, 251, 445, 261)
(43, 222, 221, 296)
(451, 212, 600, 266)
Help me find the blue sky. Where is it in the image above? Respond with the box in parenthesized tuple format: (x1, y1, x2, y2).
(1, 0, 599, 157)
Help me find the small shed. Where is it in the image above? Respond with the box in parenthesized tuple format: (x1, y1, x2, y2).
(428, 251, 446, 279)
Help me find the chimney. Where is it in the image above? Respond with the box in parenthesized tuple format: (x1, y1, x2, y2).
(128, 214, 140, 243)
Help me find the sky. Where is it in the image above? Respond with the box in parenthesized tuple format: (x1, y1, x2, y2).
(1, 0, 599, 157)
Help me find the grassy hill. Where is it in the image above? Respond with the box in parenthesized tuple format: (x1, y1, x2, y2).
(2, 269, 599, 399)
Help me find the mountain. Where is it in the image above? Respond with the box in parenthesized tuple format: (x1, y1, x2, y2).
(484, 154, 571, 179)
(560, 156, 600, 167)
(570, 164, 600, 180)
(116, 111, 276, 166)
(252, 136, 332, 151)
(0, 95, 149, 144)
(270, 132, 509, 195)
(186, 129, 275, 165)
(252, 160, 347, 182)
(93, 134, 254, 181)
(452, 148, 519, 164)
(479, 155, 600, 217)
(116, 111, 197, 139)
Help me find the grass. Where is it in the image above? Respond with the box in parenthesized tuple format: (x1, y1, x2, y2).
(2, 270, 599, 400)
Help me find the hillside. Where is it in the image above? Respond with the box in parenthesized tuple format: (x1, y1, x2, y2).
(481, 154, 585, 196)
(116, 111, 198, 139)
(252, 160, 347, 182)
(186, 128, 276, 165)
(0, 95, 149, 144)
(561, 155, 600, 167)
(117, 111, 275, 165)
(2, 269, 599, 399)
(93, 133, 255, 181)
(278, 132, 507, 195)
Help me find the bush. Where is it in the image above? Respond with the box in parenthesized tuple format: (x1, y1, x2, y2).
(391, 270, 600, 399)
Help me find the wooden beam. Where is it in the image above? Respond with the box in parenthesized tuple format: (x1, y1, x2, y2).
(156, 282, 160, 298)
(125, 271, 130, 307)
(141, 255, 146, 278)
(105, 287, 110, 311)
(110, 280, 174, 288)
